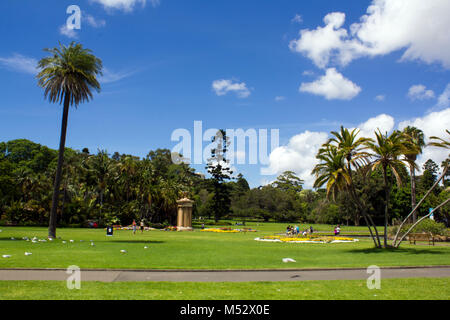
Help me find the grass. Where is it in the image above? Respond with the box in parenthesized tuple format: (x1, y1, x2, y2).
(0, 223, 449, 270)
(0, 278, 449, 300)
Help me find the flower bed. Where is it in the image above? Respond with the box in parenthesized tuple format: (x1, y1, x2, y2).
(255, 235, 358, 244)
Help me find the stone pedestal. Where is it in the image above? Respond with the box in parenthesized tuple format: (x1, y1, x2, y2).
(176, 198, 194, 231)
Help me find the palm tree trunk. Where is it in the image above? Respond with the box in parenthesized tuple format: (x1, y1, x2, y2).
(48, 93, 70, 239)
(383, 166, 389, 248)
(410, 165, 417, 223)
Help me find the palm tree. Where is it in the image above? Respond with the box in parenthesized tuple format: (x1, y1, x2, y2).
(365, 130, 406, 247)
(37, 42, 102, 239)
(314, 133, 381, 248)
(401, 126, 425, 222)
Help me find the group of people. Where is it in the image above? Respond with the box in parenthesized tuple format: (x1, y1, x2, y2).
(286, 225, 314, 236)
(286, 224, 341, 236)
(131, 220, 145, 234)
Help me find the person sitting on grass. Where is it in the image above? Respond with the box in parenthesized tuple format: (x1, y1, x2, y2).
(334, 225, 341, 236)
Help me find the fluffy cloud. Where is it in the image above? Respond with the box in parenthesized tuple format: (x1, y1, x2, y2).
(261, 131, 328, 188)
(407, 84, 435, 101)
(59, 24, 78, 39)
(436, 84, 450, 109)
(290, 0, 450, 69)
(212, 79, 251, 98)
(353, 114, 395, 139)
(260, 110, 447, 188)
(0, 54, 38, 75)
(299, 68, 361, 100)
(84, 14, 106, 28)
(399, 108, 450, 171)
(91, 0, 158, 12)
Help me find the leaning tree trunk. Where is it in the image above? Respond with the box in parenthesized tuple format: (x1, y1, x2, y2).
(48, 93, 70, 239)
(410, 164, 417, 223)
(382, 166, 390, 248)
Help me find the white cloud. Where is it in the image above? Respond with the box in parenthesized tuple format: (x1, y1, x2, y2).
(299, 68, 361, 100)
(436, 84, 450, 109)
(261, 131, 329, 188)
(407, 84, 435, 101)
(290, 0, 450, 69)
(84, 14, 106, 28)
(91, 0, 158, 12)
(100, 68, 135, 84)
(375, 95, 386, 101)
(302, 70, 315, 76)
(291, 14, 303, 24)
(399, 108, 450, 171)
(354, 113, 395, 139)
(275, 96, 286, 102)
(212, 79, 251, 98)
(0, 54, 38, 75)
(262, 108, 449, 189)
(59, 24, 78, 38)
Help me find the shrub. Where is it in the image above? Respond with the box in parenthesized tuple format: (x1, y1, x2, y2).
(391, 219, 448, 236)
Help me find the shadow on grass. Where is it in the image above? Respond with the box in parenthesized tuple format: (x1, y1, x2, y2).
(346, 246, 448, 255)
(106, 240, 165, 244)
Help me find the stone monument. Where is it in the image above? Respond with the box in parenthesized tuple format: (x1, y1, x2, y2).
(176, 197, 194, 231)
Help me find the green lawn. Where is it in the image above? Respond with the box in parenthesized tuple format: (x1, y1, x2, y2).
(1, 278, 449, 300)
(0, 224, 449, 270)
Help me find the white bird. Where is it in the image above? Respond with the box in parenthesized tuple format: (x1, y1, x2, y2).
(144, 246, 148, 249)
(120, 250, 127, 253)
(90, 242, 95, 246)
(2, 255, 11, 258)
(282, 258, 296, 263)
(10, 237, 15, 240)
(48, 238, 54, 241)
(70, 240, 74, 243)
(24, 252, 32, 256)
(62, 241, 67, 244)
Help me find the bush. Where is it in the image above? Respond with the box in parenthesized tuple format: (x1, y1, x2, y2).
(392, 219, 448, 236)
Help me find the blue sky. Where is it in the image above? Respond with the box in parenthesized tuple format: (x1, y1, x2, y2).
(0, 0, 449, 188)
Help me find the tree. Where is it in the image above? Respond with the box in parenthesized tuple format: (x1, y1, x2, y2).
(206, 130, 233, 222)
(37, 42, 102, 238)
(271, 171, 304, 193)
(402, 126, 425, 222)
(314, 127, 382, 247)
(365, 130, 406, 247)
(421, 159, 440, 192)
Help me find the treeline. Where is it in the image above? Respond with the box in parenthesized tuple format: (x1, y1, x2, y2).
(0, 139, 448, 227)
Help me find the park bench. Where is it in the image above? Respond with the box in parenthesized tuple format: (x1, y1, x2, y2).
(408, 233, 435, 246)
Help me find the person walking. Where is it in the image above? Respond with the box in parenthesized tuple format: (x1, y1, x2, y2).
(140, 220, 145, 233)
(132, 220, 137, 235)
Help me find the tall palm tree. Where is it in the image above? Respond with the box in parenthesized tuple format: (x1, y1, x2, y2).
(37, 42, 102, 239)
(314, 136, 381, 248)
(401, 126, 425, 222)
(365, 130, 406, 247)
